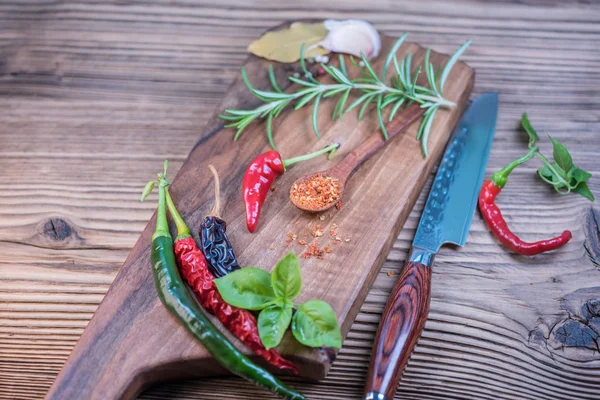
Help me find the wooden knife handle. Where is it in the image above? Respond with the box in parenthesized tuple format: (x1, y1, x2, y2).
(364, 254, 432, 400)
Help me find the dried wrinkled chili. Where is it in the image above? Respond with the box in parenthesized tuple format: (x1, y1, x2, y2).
(201, 165, 241, 278)
(478, 151, 572, 256)
(243, 144, 339, 233)
(165, 179, 298, 374)
(147, 163, 304, 400)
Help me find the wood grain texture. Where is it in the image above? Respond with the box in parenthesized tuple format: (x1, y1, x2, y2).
(1, 1, 599, 399)
(329, 104, 425, 185)
(42, 28, 474, 399)
(365, 261, 432, 400)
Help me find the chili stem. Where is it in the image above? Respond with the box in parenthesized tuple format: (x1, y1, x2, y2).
(152, 176, 171, 241)
(208, 165, 222, 218)
(165, 190, 191, 240)
(283, 143, 340, 168)
(490, 146, 538, 188)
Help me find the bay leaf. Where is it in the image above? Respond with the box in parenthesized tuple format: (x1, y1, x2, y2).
(248, 22, 329, 63)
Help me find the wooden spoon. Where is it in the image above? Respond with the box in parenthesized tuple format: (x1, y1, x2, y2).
(290, 103, 425, 212)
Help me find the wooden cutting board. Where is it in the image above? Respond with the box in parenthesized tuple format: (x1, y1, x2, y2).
(45, 22, 474, 400)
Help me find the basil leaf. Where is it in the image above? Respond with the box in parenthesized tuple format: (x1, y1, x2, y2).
(537, 165, 554, 181)
(271, 252, 302, 300)
(572, 167, 592, 184)
(549, 135, 573, 173)
(214, 267, 276, 310)
(291, 300, 342, 348)
(573, 181, 595, 201)
(520, 113, 539, 147)
(554, 163, 566, 177)
(258, 304, 293, 349)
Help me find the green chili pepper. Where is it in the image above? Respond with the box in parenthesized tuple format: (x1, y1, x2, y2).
(149, 162, 304, 400)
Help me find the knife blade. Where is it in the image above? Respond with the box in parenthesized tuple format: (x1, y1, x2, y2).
(363, 92, 499, 400)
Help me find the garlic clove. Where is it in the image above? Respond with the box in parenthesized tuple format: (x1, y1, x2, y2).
(318, 19, 381, 59)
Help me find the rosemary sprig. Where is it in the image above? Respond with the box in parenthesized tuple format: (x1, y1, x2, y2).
(219, 34, 471, 157)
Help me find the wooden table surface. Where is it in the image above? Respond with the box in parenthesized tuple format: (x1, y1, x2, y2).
(1, 1, 599, 399)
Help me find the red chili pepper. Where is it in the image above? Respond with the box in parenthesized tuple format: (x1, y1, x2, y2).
(243, 144, 339, 233)
(478, 151, 572, 256)
(165, 190, 298, 374)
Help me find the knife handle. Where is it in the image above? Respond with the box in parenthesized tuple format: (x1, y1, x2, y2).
(364, 247, 433, 400)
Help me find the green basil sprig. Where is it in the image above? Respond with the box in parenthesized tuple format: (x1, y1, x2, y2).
(520, 113, 594, 201)
(214, 252, 342, 350)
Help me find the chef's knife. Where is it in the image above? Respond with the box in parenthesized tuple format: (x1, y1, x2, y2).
(363, 92, 499, 400)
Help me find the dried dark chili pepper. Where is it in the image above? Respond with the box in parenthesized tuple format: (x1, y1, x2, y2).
(243, 144, 339, 233)
(165, 181, 298, 374)
(146, 162, 304, 400)
(200, 165, 241, 278)
(479, 151, 572, 256)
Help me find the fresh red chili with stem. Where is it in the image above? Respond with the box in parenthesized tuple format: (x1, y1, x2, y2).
(478, 147, 572, 256)
(165, 179, 299, 374)
(243, 143, 339, 233)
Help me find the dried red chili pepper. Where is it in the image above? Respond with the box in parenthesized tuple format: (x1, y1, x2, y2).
(165, 186, 298, 374)
(200, 165, 240, 278)
(243, 144, 339, 233)
(478, 151, 572, 256)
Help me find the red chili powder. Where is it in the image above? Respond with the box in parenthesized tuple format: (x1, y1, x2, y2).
(290, 173, 341, 210)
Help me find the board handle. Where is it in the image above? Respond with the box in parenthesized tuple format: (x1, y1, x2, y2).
(363, 247, 433, 400)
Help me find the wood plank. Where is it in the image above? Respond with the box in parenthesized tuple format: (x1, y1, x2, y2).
(0, 0, 599, 399)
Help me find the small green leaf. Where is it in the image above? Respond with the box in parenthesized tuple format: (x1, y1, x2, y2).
(291, 300, 342, 348)
(360, 51, 380, 83)
(287, 76, 317, 87)
(258, 304, 293, 349)
(218, 114, 243, 121)
(312, 93, 322, 138)
(322, 87, 347, 99)
(349, 55, 369, 78)
(251, 88, 290, 100)
(440, 39, 471, 94)
(358, 97, 372, 121)
(271, 252, 302, 300)
(140, 181, 155, 202)
(573, 181, 595, 201)
(376, 94, 389, 140)
(382, 33, 408, 81)
(268, 65, 283, 94)
(520, 113, 540, 147)
(537, 165, 554, 181)
(327, 65, 352, 85)
(241, 67, 267, 102)
(548, 135, 573, 172)
(403, 53, 412, 92)
(389, 98, 405, 122)
(346, 92, 374, 113)
(294, 90, 320, 110)
(299, 44, 319, 84)
(571, 167, 592, 183)
(214, 267, 276, 310)
(339, 54, 347, 76)
(266, 112, 276, 150)
(419, 106, 438, 157)
(336, 89, 351, 120)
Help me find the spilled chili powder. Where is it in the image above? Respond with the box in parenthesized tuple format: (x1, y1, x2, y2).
(290, 173, 341, 210)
